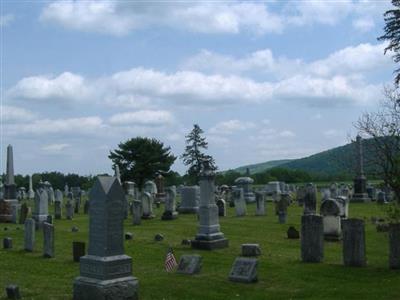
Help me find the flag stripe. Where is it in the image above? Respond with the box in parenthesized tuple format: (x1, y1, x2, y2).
(165, 248, 178, 272)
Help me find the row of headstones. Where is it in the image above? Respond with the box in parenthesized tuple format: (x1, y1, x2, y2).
(301, 215, 400, 269)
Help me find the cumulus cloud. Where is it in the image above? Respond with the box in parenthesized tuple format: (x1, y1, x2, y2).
(5, 116, 106, 136)
(40, 1, 283, 36)
(0, 14, 14, 27)
(42, 143, 70, 152)
(8, 72, 91, 102)
(40, 1, 388, 35)
(2, 105, 36, 123)
(109, 110, 174, 126)
(209, 120, 256, 135)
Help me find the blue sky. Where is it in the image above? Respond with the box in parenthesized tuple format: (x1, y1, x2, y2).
(0, 0, 395, 176)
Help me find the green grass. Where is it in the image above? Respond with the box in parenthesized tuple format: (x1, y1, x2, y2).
(0, 199, 399, 300)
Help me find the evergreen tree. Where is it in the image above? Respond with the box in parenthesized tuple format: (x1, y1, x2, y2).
(181, 124, 217, 183)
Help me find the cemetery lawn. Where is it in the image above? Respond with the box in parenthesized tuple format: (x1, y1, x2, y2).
(1, 200, 399, 300)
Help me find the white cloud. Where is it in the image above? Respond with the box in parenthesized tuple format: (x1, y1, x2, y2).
(8, 72, 90, 102)
(311, 113, 322, 120)
(0, 14, 14, 27)
(109, 110, 174, 126)
(40, 1, 283, 36)
(2, 105, 36, 123)
(353, 17, 375, 32)
(279, 130, 295, 137)
(323, 129, 343, 138)
(6, 116, 106, 136)
(42, 143, 70, 152)
(209, 119, 256, 135)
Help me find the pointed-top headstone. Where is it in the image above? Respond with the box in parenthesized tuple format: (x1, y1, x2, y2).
(88, 176, 125, 257)
(114, 165, 121, 184)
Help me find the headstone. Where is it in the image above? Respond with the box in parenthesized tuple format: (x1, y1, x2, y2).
(0, 200, 11, 222)
(228, 257, 258, 283)
(191, 165, 228, 250)
(155, 174, 166, 203)
(66, 201, 74, 220)
(114, 164, 121, 183)
(55, 201, 62, 220)
(276, 193, 290, 224)
(287, 226, 300, 239)
(141, 192, 154, 219)
(5, 285, 21, 300)
(177, 255, 202, 275)
(55, 189, 63, 203)
(43, 222, 54, 258)
(24, 218, 35, 252)
(32, 188, 48, 228)
(389, 223, 400, 269)
(72, 241, 85, 262)
(329, 183, 338, 198)
(125, 232, 133, 240)
(161, 187, 178, 220)
(144, 180, 157, 195)
(320, 199, 342, 241)
(303, 183, 317, 215)
(255, 192, 265, 216)
(233, 188, 246, 217)
(132, 200, 142, 225)
(377, 191, 387, 204)
(234, 177, 255, 203)
(241, 244, 261, 257)
(64, 183, 69, 197)
(301, 215, 323, 263)
(48, 187, 55, 205)
(216, 198, 226, 217)
(351, 136, 370, 202)
(178, 186, 200, 213)
(19, 203, 28, 224)
(342, 218, 366, 267)
(3, 237, 12, 249)
(296, 186, 306, 206)
(73, 176, 138, 300)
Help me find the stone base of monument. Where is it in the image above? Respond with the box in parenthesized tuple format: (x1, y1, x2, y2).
(0, 200, 18, 223)
(74, 254, 139, 300)
(177, 207, 199, 214)
(191, 236, 229, 250)
(161, 211, 178, 220)
(351, 193, 370, 203)
(73, 276, 138, 300)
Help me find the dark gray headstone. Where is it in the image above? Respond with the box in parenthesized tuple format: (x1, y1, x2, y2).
(46, 215, 53, 224)
(24, 218, 35, 252)
(5, 284, 20, 299)
(241, 244, 261, 257)
(66, 201, 73, 220)
(287, 226, 300, 239)
(154, 233, 164, 241)
(72, 241, 85, 262)
(177, 255, 202, 275)
(125, 232, 133, 240)
(132, 200, 142, 225)
(301, 215, 323, 263)
(43, 222, 54, 258)
(3, 237, 12, 249)
(389, 223, 400, 269)
(19, 203, 28, 225)
(73, 176, 138, 300)
(342, 218, 366, 267)
(228, 257, 258, 283)
(303, 183, 317, 215)
(55, 201, 62, 220)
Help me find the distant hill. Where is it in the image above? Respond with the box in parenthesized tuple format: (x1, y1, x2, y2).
(232, 138, 382, 176)
(233, 159, 293, 174)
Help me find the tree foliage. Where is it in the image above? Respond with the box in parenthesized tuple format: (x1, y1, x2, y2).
(109, 137, 176, 190)
(355, 87, 400, 202)
(181, 124, 217, 183)
(378, 0, 400, 85)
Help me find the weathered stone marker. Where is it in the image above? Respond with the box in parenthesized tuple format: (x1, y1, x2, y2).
(3, 237, 12, 249)
(33, 188, 48, 228)
(228, 257, 258, 283)
(255, 192, 265, 216)
(233, 188, 246, 217)
(161, 187, 178, 220)
(177, 255, 202, 275)
(141, 192, 154, 219)
(132, 200, 141, 225)
(301, 215, 323, 263)
(24, 218, 35, 252)
(342, 218, 366, 267)
(191, 165, 228, 250)
(178, 186, 200, 213)
(55, 201, 62, 220)
(43, 222, 54, 258)
(303, 183, 317, 215)
(73, 241, 86, 262)
(73, 176, 138, 300)
(66, 201, 74, 220)
(389, 223, 400, 269)
(241, 244, 261, 257)
(19, 203, 28, 225)
(5, 285, 21, 300)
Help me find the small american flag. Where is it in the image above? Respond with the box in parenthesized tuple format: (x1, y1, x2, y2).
(165, 247, 178, 272)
